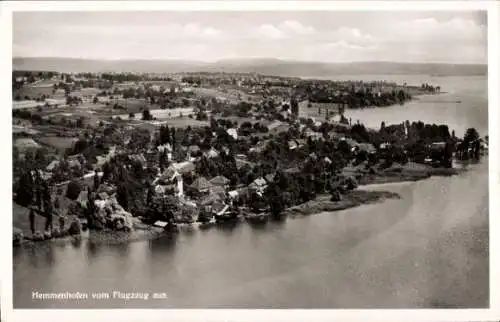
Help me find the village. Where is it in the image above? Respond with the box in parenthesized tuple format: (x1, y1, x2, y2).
(12, 70, 487, 245)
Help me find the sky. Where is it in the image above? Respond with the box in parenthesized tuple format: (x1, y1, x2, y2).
(13, 11, 488, 64)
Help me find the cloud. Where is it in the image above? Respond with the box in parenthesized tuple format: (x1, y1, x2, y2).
(331, 27, 376, 46)
(256, 24, 285, 39)
(255, 20, 315, 39)
(392, 17, 486, 43)
(12, 12, 487, 64)
(62, 23, 223, 41)
(279, 20, 315, 35)
(325, 40, 377, 50)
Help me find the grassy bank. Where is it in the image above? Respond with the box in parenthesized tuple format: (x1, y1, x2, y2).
(348, 162, 462, 185)
(284, 190, 400, 217)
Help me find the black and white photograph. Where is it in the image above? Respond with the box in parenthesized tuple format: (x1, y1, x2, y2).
(3, 1, 499, 321)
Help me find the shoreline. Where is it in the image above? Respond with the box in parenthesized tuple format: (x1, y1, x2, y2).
(13, 162, 466, 247)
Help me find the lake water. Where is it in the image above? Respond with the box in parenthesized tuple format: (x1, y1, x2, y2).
(334, 74, 488, 137)
(13, 75, 489, 309)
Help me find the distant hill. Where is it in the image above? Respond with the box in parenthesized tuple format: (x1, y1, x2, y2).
(13, 57, 487, 77)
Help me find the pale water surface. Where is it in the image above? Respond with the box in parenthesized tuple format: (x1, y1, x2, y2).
(13, 75, 488, 308)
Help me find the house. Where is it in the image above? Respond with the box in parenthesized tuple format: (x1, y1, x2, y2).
(379, 142, 391, 150)
(330, 114, 342, 123)
(341, 137, 361, 152)
(228, 190, 239, 200)
(209, 175, 230, 187)
(77, 190, 89, 208)
(227, 128, 238, 140)
(284, 167, 301, 174)
(95, 145, 117, 168)
(189, 177, 213, 193)
(296, 139, 306, 148)
(305, 131, 323, 141)
(153, 220, 168, 228)
(249, 140, 271, 153)
(188, 145, 200, 153)
(205, 148, 219, 159)
(357, 143, 377, 154)
(280, 110, 291, 119)
(249, 177, 267, 195)
(129, 154, 147, 167)
(14, 138, 40, 151)
(264, 173, 276, 184)
(67, 159, 82, 170)
(288, 140, 298, 150)
(46, 160, 60, 172)
(97, 192, 109, 200)
(200, 193, 223, 207)
(268, 121, 282, 131)
(155, 185, 167, 195)
(212, 202, 230, 216)
(157, 143, 172, 153)
(171, 161, 195, 175)
(209, 185, 226, 197)
(270, 123, 290, 134)
(430, 142, 447, 150)
(309, 152, 318, 161)
(235, 158, 254, 170)
(160, 166, 185, 197)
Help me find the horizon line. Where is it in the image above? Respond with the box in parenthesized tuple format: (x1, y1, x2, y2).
(12, 56, 488, 66)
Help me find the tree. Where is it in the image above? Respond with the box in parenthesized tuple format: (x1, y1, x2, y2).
(464, 127, 479, 144)
(66, 180, 82, 200)
(267, 183, 285, 219)
(330, 188, 342, 202)
(290, 97, 299, 116)
(159, 125, 171, 145)
(93, 171, 100, 191)
(142, 109, 152, 121)
(76, 117, 85, 128)
(116, 182, 129, 211)
(15, 170, 35, 207)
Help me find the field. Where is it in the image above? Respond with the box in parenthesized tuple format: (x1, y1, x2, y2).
(14, 86, 54, 100)
(299, 102, 342, 122)
(131, 116, 209, 130)
(214, 116, 271, 126)
(143, 81, 178, 87)
(154, 117, 208, 128)
(37, 136, 79, 151)
(71, 87, 102, 97)
(13, 203, 47, 237)
(13, 138, 41, 151)
(191, 87, 252, 104)
(113, 98, 149, 113)
(117, 107, 194, 120)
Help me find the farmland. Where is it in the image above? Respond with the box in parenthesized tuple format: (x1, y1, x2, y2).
(190, 87, 254, 104)
(37, 136, 79, 151)
(13, 86, 54, 100)
(117, 107, 195, 120)
(131, 116, 209, 130)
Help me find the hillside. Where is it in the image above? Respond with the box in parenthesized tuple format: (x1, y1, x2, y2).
(13, 57, 487, 77)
